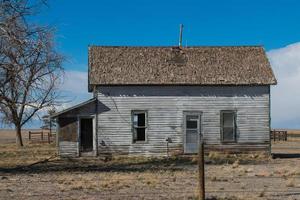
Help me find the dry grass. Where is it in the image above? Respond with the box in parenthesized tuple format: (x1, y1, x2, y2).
(286, 179, 296, 187)
(56, 174, 127, 191)
(1, 139, 300, 199)
(206, 196, 241, 200)
(55, 171, 182, 193)
(231, 160, 240, 168)
(206, 151, 268, 165)
(208, 151, 224, 160)
(287, 129, 300, 135)
(274, 168, 289, 176)
(286, 170, 300, 177)
(258, 189, 266, 197)
(0, 142, 56, 168)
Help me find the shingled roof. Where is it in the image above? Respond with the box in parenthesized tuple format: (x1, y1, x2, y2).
(88, 46, 277, 89)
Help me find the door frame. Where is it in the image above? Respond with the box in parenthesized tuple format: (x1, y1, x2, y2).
(78, 115, 96, 156)
(183, 111, 202, 154)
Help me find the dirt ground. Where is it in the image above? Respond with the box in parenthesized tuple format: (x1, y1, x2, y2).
(1, 135, 300, 199)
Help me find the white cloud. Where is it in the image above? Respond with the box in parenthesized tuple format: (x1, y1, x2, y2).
(55, 70, 92, 112)
(61, 70, 88, 94)
(267, 42, 300, 129)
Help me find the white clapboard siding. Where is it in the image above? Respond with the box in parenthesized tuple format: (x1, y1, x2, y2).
(59, 141, 79, 157)
(96, 86, 270, 156)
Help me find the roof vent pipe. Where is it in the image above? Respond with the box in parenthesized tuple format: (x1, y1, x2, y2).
(179, 24, 183, 47)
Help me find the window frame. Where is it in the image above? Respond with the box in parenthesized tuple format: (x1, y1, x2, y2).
(220, 110, 237, 143)
(131, 110, 148, 143)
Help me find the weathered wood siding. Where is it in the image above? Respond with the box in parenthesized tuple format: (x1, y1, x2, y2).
(59, 141, 79, 157)
(58, 117, 78, 142)
(96, 86, 270, 156)
(58, 117, 79, 157)
(57, 101, 96, 157)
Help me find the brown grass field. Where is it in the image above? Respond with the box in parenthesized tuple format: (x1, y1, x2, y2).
(1, 130, 300, 200)
(0, 129, 41, 144)
(287, 129, 300, 135)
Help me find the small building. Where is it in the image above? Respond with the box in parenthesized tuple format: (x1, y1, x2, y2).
(52, 46, 277, 157)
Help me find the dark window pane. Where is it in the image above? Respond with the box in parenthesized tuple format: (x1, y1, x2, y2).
(186, 115, 199, 129)
(136, 128, 145, 141)
(187, 121, 198, 129)
(133, 113, 146, 127)
(132, 111, 147, 142)
(223, 113, 234, 127)
(133, 129, 137, 141)
(221, 112, 236, 142)
(223, 127, 234, 141)
(137, 113, 145, 126)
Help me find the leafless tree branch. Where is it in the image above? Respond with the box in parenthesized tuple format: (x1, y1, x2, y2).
(0, 0, 64, 146)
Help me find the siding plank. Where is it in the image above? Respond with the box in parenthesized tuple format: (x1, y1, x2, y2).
(97, 86, 270, 156)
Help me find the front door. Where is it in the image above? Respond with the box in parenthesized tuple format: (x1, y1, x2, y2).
(80, 118, 93, 152)
(184, 112, 201, 153)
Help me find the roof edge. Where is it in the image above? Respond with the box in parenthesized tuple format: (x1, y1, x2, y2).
(92, 83, 276, 86)
(51, 98, 96, 118)
(88, 45, 264, 48)
(261, 46, 278, 85)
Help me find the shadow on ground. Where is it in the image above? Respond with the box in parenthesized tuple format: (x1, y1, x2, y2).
(272, 153, 300, 159)
(0, 156, 196, 174)
(0, 154, 268, 174)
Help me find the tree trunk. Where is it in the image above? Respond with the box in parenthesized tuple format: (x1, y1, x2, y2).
(16, 126, 23, 147)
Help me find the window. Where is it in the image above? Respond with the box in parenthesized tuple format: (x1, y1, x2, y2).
(221, 111, 236, 142)
(132, 111, 147, 143)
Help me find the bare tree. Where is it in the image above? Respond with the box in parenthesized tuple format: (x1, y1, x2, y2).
(41, 108, 56, 131)
(0, 0, 64, 146)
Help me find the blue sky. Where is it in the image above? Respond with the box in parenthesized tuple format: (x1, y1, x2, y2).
(26, 0, 300, 129)
(38, 0, 300, 70)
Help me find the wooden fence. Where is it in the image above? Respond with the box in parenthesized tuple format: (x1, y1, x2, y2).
(270, 130, 287, 141)
(28, 131, 56, 144)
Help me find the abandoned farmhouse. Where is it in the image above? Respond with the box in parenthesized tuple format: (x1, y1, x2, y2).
(52, 46, 277, 157)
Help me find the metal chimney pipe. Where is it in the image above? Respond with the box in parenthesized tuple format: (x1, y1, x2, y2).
(179, 24, 183, 47)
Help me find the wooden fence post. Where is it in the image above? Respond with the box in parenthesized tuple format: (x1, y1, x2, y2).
(279, 131, 281, 141)
(285, 131, 288, 141)
(198, 140, 205, 200)
(48, 132, 50, 144)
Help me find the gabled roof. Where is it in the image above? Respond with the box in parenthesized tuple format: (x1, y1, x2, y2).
(88, 46, 277, 89)
(51, 98, 96, 118)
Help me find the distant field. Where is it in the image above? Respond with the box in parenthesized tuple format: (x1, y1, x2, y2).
(0, 129, 42, 144)
(287, 129, 300, 137)
(272, 129, 300, 137)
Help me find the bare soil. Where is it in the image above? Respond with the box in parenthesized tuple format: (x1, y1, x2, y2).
(0, 137, 300, 199)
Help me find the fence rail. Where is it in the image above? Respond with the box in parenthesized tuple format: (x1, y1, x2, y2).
(28, 131, 56, 144)
(270, 130, 287, 141)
